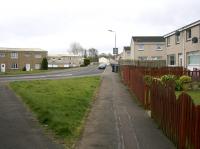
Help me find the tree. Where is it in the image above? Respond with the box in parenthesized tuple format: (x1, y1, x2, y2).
(69, 42, 84, 56)
(41, 57, 48, 70)
(88, 48, 98, 62)
(84, 58, 90, 66)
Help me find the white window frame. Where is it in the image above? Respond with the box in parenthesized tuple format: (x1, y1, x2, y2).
(156, 44, 162, 51)
(176, 34, 180, 44)
(0, 53, 5, 57)
(186, 28, 192, 40)
(35, 64, 41, 69)
(167, 37, 171, 46)
(138, 44, 144, 51)
(167, 54, 176, 66)
(11, 52, 18, 59)
(11, 63, 18, 69)
(35, 54, 42, 58)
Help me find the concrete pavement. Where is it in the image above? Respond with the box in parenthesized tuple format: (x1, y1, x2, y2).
(76, 66, 175, 149)
(0, 83, 63, 149)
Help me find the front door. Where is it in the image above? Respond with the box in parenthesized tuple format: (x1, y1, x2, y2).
(26, 64, 31, 71)
(1, 64, 6, 72)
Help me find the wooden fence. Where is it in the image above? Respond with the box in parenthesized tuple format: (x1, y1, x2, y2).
(120, 65, 200, 149)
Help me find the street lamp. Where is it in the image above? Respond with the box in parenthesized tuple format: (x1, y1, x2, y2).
(108, 29, 117, 55)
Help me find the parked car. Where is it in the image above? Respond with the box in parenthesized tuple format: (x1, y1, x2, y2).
(98, 63, 107, 69)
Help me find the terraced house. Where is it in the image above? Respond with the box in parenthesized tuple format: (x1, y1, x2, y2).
(48, 54, 83, 68)
(164, 20, 200, 70)
(0, 48, 47, 72)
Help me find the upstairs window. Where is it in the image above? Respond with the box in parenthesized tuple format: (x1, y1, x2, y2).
(176, 34, 180, 43)
(138, 44, 144, 51)
(167, 37, 171, 46)
(156, 45, 162, 51)
(186, 28, 192, 40)
(11, 52, 18, 59)
(0, 53, 5, 57)
(35, 54, 42, 58)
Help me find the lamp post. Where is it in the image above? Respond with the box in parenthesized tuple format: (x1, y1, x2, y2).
(108, 30, 118, 59)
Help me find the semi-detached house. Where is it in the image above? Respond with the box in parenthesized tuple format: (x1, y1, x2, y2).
(130, 36, 166, 60)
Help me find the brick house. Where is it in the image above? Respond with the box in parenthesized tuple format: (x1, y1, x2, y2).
(164, 20, 200, 70)
(0, 48, 47, 72)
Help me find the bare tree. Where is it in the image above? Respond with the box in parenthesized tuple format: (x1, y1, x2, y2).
(69, 42, 84, 56)
(88, 48, 98, 58)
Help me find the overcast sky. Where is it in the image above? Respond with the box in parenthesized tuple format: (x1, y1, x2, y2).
(0, 0, 199, 54)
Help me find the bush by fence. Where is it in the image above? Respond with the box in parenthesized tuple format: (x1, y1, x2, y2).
(120, 65, 200, 149)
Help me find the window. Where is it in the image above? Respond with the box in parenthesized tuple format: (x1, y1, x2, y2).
(166, 37, 171, 46)
(186, 29, 192, 40)
(138, 44, 144, 51)
(151, 56, 162, 60)
(35, 54, 42, 58)
(188, 54, 200, 65)
(126, 51, 131, 55)
(167, 55, 176, 66)
(176, 34, 180, 43)
(11, 52, 18, 59)
(138, 56, 147, 60)
(11, 63, 18, 69)
(35, 64, 41, 69)
(156, 45, 162, 51)
(25, 53, 30, 57)
(0, 53, 5, 57)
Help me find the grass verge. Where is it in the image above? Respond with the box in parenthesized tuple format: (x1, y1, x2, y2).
(0, 69, 52, 75)
(176, 90, 200, 105)
(9, 76, 101, 148)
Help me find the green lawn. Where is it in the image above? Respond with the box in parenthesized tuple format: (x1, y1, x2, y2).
(10, 76, 101, 147)
(176, 90, 200, 105)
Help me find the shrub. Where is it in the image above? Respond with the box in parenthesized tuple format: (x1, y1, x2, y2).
(175, 79, 182, 91)
(22, 66, 26, 71)
(179, 75, 192, 84)
(144, 75, 153, 86)
(84, 58, 90, 66)
(160, 74, 176, 83)
(41, 58, 48, 70)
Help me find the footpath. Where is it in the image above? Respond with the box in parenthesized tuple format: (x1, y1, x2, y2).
(77, 66, 175, 149)
(0, 83, 63, 149)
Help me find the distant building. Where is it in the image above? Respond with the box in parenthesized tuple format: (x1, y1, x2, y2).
(48, 54, 83, 68)
(121, 46, 131, 60)
(0, 48, 47, 72)
(130, 36, 166, 60)
(98, 57, 109, 65)
(164, 20, 200, 70)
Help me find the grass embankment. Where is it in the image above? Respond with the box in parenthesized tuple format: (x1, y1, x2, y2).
(176, 91, 200, 105)
(10, 76, 101, 147)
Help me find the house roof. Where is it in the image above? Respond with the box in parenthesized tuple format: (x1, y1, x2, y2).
(0, 47, 46, 52)
(164, 20, 200, 38)
(132, 36, 165, 42)
(123, 46, 130, 51)
(48, 54, 82, 57)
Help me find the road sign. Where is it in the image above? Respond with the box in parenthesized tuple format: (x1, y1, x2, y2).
(113, 48, 118, 54)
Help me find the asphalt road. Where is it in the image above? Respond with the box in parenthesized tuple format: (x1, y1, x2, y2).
(0, 65, 104, 82)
